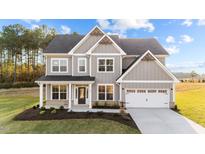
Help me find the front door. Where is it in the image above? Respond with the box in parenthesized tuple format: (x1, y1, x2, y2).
(78, 87, 86, 104)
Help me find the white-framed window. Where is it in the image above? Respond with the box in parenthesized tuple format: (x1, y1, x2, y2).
(51, 58, 68, 73)
(98, 84, 114, 100)
(51, 85, 67, 100)
(78, 58, 87, 73)
(97, 58, 114, 73)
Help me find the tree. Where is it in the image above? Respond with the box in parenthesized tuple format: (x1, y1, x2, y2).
(1, 24, 25, 83)
(190, 70, 198, 82)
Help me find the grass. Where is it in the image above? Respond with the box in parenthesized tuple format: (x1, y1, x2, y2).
(0, 88, 139, 134)
(176, 83, 205, 127)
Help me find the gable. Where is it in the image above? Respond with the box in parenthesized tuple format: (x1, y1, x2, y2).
(74, 34, 103, 54)
(117, 50, 179, 83)
(123, 60, 172, 81)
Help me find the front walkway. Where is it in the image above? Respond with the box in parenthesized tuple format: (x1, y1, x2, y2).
(128, 108, 205, 134)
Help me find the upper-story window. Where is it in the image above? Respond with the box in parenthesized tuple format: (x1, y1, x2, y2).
(97, 58, 114, 73)
(78, 58, 87, 73)
(51, 58, 68, 73)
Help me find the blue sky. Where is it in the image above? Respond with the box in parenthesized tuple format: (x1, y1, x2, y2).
(0, 19, 205, 74)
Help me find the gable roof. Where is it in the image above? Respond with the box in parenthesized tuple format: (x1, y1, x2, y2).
(116, 50, 179, 83)
(44, 27, 169, 55)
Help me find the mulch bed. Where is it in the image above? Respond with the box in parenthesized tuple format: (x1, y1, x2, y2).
(14, 108, 138, 129)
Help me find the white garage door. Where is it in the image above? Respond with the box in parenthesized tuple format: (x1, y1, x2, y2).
(125, 89, 170, 108)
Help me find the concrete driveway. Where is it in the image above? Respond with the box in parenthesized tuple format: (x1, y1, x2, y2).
(128, 108, 205, 134)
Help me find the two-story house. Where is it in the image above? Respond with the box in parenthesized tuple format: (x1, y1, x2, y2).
(35, 26, 179, 110)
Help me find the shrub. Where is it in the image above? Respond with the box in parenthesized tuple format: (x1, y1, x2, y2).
(51, 109, 57, 114)
(36, 104, 39, 108)
(93, 101, 120, 109)
(0, 82, 38, 89)
(33, 106, 37, 109)
(50, 107, 55, 111)
(39, 110, 46, 115)
(59, 106, 64, 110)
(40, 107, 46, 111)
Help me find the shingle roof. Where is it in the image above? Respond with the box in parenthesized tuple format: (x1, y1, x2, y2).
(36, 75, 95, 81)
(44, 34, 169, 55)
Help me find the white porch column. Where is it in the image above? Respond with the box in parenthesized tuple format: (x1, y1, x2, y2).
(69, 84, 72, 109)
(39, 83, 43, 108)
(89, 84, 92, 108)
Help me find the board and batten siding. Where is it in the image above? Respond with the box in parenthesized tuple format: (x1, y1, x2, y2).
(90, 44, 123, 101)
(123, 60, 172, 81)
(46, 56, 72, 75)
(121, 83, 174, 108)
(74, 35, 103, 54)
(72, 56, 90, 76)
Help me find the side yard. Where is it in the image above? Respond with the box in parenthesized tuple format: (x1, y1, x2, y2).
(176, 83, 205, 127)
(0, 88, 139, 134)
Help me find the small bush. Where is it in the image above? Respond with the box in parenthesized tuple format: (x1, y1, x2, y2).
(33, 106, 37, 109)
(39, 110, 46, 115)
(50, 109, 57, 114)
(59, 106, 64, 110)
(36, 104, 39, 108)
(40, 107, 46, 111)
(50, 107, 55, 111)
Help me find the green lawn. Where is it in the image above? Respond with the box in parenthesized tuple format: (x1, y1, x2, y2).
(0, 88, 138, 134)
(176, 83, 205, 127)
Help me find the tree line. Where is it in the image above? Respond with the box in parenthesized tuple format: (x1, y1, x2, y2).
(0, 24, 56, 84)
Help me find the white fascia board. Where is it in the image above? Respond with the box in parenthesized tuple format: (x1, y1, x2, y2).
(117, 80, 178, 83)
(35, 81, 95, 84)
(116, 50, 179, 83)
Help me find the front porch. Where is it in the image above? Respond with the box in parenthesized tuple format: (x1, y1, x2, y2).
(35, 75, 95, 110)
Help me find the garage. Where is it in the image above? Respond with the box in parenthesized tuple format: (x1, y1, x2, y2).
(125, 89, 170, 108)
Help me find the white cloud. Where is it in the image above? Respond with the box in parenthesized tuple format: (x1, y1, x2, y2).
(180, 35, 194, 43)
(197, 19, 205, 26)
(97, 19, 155, 37)
(31, 24, 40, 29)
(181, 19, 192, 27)
(167, 61, 205, 71)
(165, 45, 180, 55)
(166, 36, 175, 43)
(61, 25, 71, 34)
(22, 19, 41, 24)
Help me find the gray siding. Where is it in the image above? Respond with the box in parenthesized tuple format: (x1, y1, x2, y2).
(157, 56, 165, 65)
(46, 55, 72, 75)
(122, 56, 138, 70)
(121, 83, 174, 108)
(123, 60, 172, 80)
(75, 35, 102, 54)
(92, 44, 120, 54)
(73, 56, 90, 76)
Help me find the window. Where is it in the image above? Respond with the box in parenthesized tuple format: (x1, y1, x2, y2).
(98, 58, 114, 72)
(51, 58, 68, 73)
(148, 90, 157, 93)
(98, 85, 114, 100)
(127, 89, 136, 93)
(137, 90, 146, 93)
(158, 90, 167, 94)
(52, 85, 67, 100)
(78, 58, 86, 73)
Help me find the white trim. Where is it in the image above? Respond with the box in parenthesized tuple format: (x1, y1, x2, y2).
(51, 58, 68, 73)
(86, 35, 126, 55)
(89, 55, 92, 76)
(43, 53, 70, 56)
(97, 84, 115, 101)
(78, 57, 87, 73)
(72, 54, 88, 56)
(89, 84, 92, 108)
(69, 84, 72, 108)
(45, 84, 47, 100)
(36, 81, 95, 84)
(71, 57, 74, 76)
(120, 56, 122, 75)
(118, 80, 178, 83)
(97, 57, 114, 73)
(119, 84, 122, 101)
(68, 26, 104, 55)
(91, 53, 123, 56)
(45, 56, 47, 76)
(39, 83, 43, 108)
(116, 50, 179, 83)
